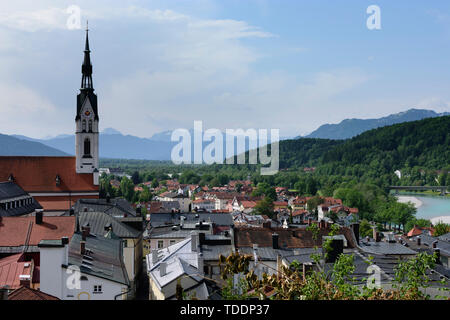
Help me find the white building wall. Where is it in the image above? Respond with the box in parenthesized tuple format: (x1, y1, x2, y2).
(39, 246, 66, 299)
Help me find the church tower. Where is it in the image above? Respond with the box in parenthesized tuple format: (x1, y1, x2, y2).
(75, 25, 99, 174)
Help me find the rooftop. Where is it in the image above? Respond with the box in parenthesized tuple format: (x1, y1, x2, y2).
(0, 156, 98, 193)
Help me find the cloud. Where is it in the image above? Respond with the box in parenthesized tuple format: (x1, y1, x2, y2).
(0, 2, 368, 139)
(0, 7, 68, 32)
(0, 82, 71, 138)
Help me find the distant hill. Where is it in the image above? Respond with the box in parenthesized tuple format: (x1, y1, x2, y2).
(9, 128, 269, 161)
(0, 134, 69, 156)
(278, 115, 450, 173)
(305, 109, 450, 140)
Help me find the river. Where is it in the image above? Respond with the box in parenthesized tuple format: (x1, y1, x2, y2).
(396, 192, 450, 224)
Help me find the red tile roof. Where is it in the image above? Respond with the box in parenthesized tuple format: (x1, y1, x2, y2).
(0, 253, 32, 289)
(0, 156, 98, 193)
(0, 216, 76, 247)
(8, 286, 59, 300)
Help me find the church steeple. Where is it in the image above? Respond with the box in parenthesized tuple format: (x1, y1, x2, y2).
(76, 22, 99, 175)
(81, 22, 93, 90)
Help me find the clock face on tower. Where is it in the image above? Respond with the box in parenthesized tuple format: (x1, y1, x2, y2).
(84, 110, 91, 116)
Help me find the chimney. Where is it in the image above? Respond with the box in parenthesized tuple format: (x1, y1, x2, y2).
(35, 210, 43, 224)
(82, 224, 90, 240)
(325, 238, 344, 263)
(0, 287, 8, 300)
(191, 233, 197, 252)
(180, 216, 185, 228)
(19, 275, 31, 288)
(80, 240, 86, 255)
(160, 262, 167, 277)
(417, 236, 421, 246)
(197, 253, 204, 275)
(198, 232, 205, 246)
(272, 233, 279, 249)
(276, 254, 282, 278)
(351, 223, 360, 245)
(373, 228, 381, 242)
(61, 236, 69, 265)
(151, 249, 158, 265)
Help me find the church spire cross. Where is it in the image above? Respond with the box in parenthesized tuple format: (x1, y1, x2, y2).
(81, 21, 93, 90)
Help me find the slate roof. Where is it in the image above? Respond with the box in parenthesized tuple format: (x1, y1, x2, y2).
(77, 211, 141, 239)
(147, 238, 202, 290)
(438, 232, 450, 242)
(359, 241, 417, 256)
(72, 198, 136, 217)
(234, 226, 357, 249)
(419, 234, 450, 256)
(7, 286, 59, 300)
(0, 181, 43, 217)
(149, 212, 234, 228)
(67, 233, 129, 286)
(0, 181, 30, 201)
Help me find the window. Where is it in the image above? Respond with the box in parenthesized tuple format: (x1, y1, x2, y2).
(88, 120, 92, 132)
(157, 241, 164, 249)
(93, 285, 102, 293)
(84, 138, 91, 156)
(82, 120, 86, 132)
(169, 240, 176, 246)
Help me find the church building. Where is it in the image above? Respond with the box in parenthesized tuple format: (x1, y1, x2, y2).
(0, 29, 100, 213)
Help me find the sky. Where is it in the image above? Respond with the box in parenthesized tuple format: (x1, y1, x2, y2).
(1, 0, 450, 139)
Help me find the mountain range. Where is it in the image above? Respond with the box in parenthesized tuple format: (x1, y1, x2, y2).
(2, 108, 449, 160)
(305, 108, 450, 139)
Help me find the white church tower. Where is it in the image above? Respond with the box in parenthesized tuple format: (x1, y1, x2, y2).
(75, 25, 99, 174)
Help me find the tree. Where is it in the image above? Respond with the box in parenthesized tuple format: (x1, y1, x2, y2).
(253, 197, 274, 218)
(131, 171, 141, 185)
(151, 179, 159, 188)
(405, 218, 431, 234)
(120, 177, 135, 202)
(359, 219, 373, 238)
(433, 221, 450, 237)
(306, 177, 318, 195)
(139, 185, 152, 202)
(306, 196, 324, 213)
(391, 202, 416, 233)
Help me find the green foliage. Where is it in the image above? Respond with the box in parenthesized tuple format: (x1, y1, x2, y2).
(433, 221, 450, 237)
(393, 252, 437, 299)
(405, 218, 432, 233)
(253, 197, 275, 218)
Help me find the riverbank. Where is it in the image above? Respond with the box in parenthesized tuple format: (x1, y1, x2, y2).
(396, 196, 423, 209)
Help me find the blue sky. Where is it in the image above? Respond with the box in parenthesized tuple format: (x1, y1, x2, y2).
(0, 0, 450, 138)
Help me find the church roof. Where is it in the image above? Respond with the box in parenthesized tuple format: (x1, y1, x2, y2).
(0, 156, 98, 193)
